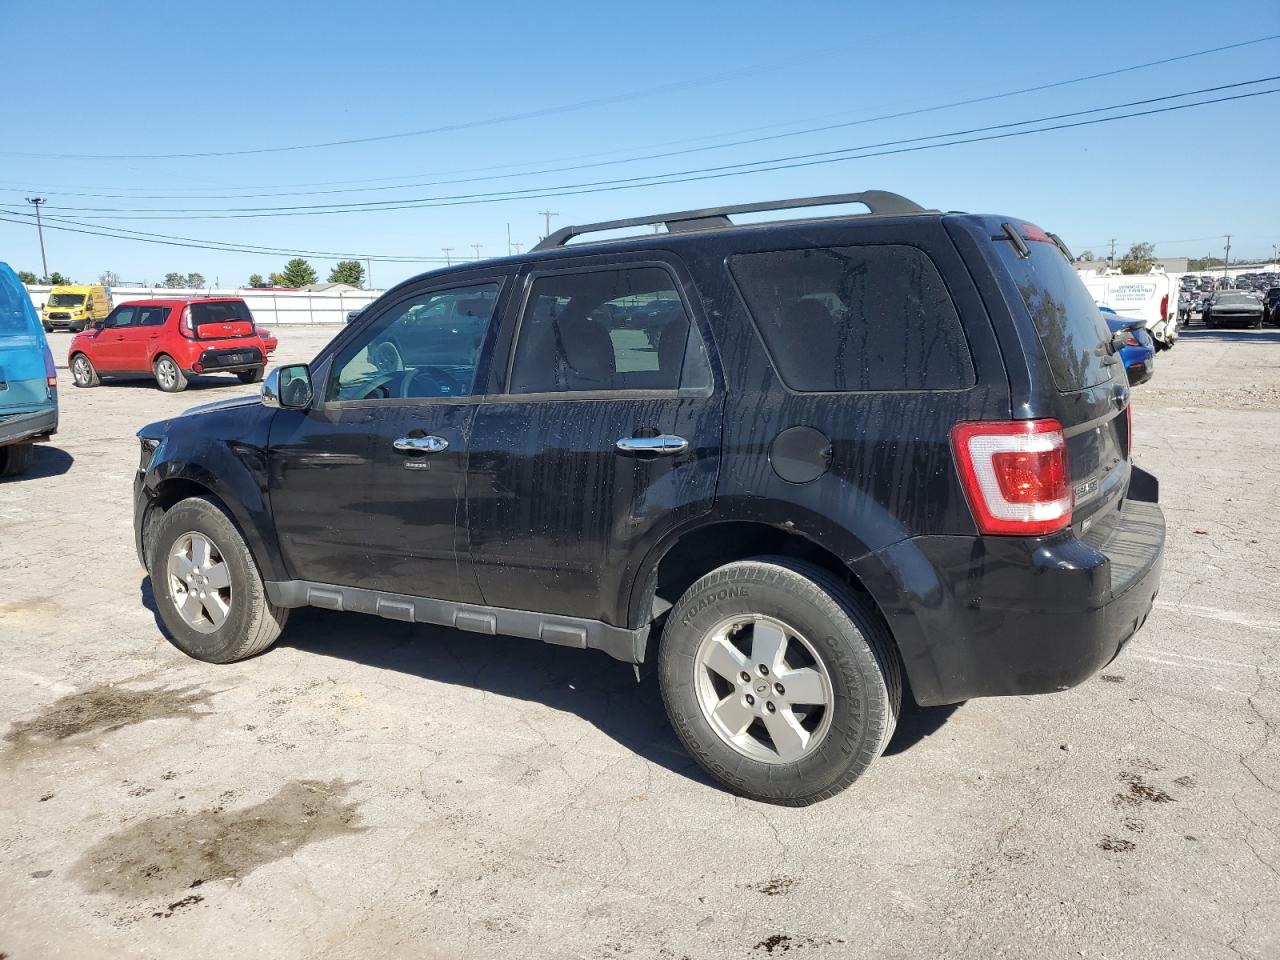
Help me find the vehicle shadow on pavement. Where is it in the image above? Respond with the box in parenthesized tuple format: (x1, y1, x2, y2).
(138, 580, 957, 785)
(1, 444, 73, 482)
(94, 376, 251, 391)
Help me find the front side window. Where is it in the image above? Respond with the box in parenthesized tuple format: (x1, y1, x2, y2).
(105, 306, 138, 329)
(509, 266, 709, 394)
(328, 282, 500, 401)
(730, 244, 975, 392)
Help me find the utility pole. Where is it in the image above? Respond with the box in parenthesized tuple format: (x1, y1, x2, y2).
(471, 243, 482, 261)
(366, 258, 373, 289)
(1108, 238, 1117, 267)
(506, 223, 512, 256)
(25, 197, 48, 280)
(1223, 235, 1231, 283)
(441, 247, 454, 266)
(512, 241, 523, 254)
(539, 210, 559, 240)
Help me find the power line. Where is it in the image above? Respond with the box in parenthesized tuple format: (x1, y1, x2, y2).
(24, 79, 1279, 221)
(3, 87, 1275, 259)
(7, 34, 1277, 200)
(0, 39, 901, 161)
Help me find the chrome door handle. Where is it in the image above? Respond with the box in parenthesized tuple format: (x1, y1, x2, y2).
(393, 435, 449, 454)
(615, 435, 688, 455)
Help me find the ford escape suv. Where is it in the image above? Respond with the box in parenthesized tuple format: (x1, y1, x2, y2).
(133, 191, 1165, 805)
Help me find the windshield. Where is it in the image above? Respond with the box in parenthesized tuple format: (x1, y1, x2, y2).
(1214, 293, 1257, 305)
(0, 265, 39, 335)
(48, 293, 86, 307)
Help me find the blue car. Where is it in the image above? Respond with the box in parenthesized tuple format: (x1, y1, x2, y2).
(1100, 306, 1154, 386)
(0, 262, 59, 477)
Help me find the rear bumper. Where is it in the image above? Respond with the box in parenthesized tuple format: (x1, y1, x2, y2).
(0, 406, 58, 446)
(854, 471, 1165, 706)
(189, 345, 264, 374)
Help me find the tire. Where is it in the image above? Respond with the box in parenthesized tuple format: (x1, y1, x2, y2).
(236, 367, 264, 385)
(658, 556, 901, 806)
(70, 353, 100, 388)
(148, 496, 288, 663)
(154, 355, 188, 392)
(42, 323, 53, 334)
(0, 442, 34, 478)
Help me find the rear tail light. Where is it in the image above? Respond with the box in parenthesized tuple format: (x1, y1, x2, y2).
(1124, 333, 1140, 346)
(950, 419, 1072, 536)
(179, 306, 195, 338)
(1021, 223, 1055, 244)
(42, 344, 57, 389)
(1160, 294, 1169, 322)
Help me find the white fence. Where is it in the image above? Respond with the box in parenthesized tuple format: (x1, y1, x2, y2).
(24, 285, 383, 325)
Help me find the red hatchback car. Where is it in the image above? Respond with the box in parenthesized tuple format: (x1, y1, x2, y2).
(68, 297, 277, 392)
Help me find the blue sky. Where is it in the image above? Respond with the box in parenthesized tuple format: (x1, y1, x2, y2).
(1, 0, 1277, 287)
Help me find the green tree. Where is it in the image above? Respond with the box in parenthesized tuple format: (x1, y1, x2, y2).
(46, 271, 71, 285)
(1188, 256, 1225, 271)
(248, 273, 267, 288)
(162, 272, 186, 288)
(186, 272, 206, 289)
(277, 258, 317, 287)
(17, 270, 39, 284)
(269, 272, 285, 286)
(327, 260, 366, 288)
(1119, 242, 1156, 275)
(1077, 249, 1096, 262)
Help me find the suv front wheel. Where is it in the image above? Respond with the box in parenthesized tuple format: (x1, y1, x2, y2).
(149, 496, 289, 663)
(659, 557, 901, 805)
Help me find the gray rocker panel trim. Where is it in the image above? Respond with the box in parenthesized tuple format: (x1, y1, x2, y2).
(263, 580, 649, 664)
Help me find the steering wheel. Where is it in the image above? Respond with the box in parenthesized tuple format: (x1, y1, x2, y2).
(370, 340, 403, 375)
(399, 366, 465, 398)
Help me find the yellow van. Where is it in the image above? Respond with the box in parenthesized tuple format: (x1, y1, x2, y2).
(41, 284, 112, 333)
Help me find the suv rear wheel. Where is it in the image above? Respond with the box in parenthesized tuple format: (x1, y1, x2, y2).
(149, 496, 288, 663)
(659, 557, 901, 805)
(154, 355, 188, 392)
(0, 442, 34, 478)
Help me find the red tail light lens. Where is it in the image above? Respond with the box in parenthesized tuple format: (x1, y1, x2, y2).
(179, 306, 195, 338)
(43, 344, 57, 388)
(1124, 334, 1140, 346)
(1021, 223, 1054, 244)
(1160, 294, 1168, 322)
(951, 419, 1072, 535)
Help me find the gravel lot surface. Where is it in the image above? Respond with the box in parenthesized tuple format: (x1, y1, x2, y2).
(2, 324, 1277, 959)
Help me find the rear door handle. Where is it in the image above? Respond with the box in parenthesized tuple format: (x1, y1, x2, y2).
(393, 435, 449, 454)
(615, 435, 688, 455)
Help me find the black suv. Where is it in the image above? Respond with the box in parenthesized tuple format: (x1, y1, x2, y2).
(134, 191, 1165, 805)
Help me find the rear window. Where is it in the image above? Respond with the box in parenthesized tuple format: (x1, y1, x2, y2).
(994, 240, 1112, 392)
(190, 300, 254, 328)
(729, 245, 974, 392)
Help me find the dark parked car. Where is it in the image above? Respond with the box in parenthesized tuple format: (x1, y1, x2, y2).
(133, 191, 1166, 805)
(1203, 291, 1265, 328)
(1263, 287, 1280, 326)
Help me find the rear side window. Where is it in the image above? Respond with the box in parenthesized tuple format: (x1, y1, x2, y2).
(137, 306, 170, 327)
(191, 300, 254, 328)
(729, 244, 974, 392)
(509, 266, 711, 394)
(994, 241, 1112, 392)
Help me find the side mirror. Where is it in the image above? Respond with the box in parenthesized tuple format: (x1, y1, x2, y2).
(262, 364, 314, 409)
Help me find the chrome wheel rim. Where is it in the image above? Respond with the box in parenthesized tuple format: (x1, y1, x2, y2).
(157, 359, 177, 388)
(73, 356, 90, 384)
(167, 532, 232, 634)
(693, 614, 835, 764)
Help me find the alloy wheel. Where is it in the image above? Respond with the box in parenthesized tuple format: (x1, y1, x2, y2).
(693, 614, 835, 763)
(166, 532, 232, 634)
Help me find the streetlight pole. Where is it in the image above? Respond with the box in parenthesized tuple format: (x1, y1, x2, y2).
(25, 197, 48, 280)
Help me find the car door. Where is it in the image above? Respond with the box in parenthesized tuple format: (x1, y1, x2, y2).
(268, 276, 509, 600)
(127, 304, 170, 370)
(92, 305, 138, 370)
(467, 258, 723, 626)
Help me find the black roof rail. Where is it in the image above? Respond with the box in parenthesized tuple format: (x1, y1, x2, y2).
(531, 190, 934, 251)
